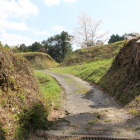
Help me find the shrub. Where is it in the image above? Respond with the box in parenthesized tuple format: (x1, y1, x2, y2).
(15, 102, 51, 139)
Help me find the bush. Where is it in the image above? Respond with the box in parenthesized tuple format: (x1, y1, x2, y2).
(15, 102, 51, 139)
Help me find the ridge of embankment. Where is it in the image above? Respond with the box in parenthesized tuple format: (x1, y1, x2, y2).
(0, 48, 51, 139)
(99, 37, 140, 116)
(56, 39, 140, 117)
(60, 41, 124, 66)
(17, 52, 58, 69)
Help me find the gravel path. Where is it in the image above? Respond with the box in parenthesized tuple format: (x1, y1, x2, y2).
(36, 70, 140, 139)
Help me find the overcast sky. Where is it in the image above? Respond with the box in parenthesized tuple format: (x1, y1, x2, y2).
(0, 0, 140, 49)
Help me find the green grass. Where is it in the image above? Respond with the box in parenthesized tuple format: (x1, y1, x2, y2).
(65, 78, 88, 94)
(88, 121, 95, 124)
(104, 119, 112, 123)
(17, 52, 59, 70)
(71, 132, 78, 135)
(129, 109, 139, 116)
(15, 71, 61, 139)
(85, 125, 92, 131)
(34, 71, 61, 108)
(53, 59, 113, 84)
(132, 127, 140, 131)
(97, 114, 101, 119)
(15, 102, 50, 139)
(52, 40, 140, 118)
(60, 40, 124, 66)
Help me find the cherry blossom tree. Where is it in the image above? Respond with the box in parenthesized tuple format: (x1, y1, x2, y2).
(72, 12, 109, 48)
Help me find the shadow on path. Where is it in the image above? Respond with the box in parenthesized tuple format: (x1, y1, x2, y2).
(38, 70, 140, 139)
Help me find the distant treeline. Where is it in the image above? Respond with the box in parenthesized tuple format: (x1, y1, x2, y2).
(12, 31, 72, 63)
(108, 33, 139, 44)
(1, 32, 139, 62)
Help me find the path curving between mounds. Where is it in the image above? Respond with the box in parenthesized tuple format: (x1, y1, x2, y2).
(33, 70, 140, 139)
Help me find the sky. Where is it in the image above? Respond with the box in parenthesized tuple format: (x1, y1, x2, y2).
(0, 0, 140, 50)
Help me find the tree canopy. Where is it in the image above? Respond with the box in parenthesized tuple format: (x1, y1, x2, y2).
(108, 34, 125, 44)
(15, 31, 72, 63)
(108, 33, 139, 44)
(46, 31, 72, 62)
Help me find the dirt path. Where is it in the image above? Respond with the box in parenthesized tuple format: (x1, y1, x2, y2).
(36, 70, 140, 139)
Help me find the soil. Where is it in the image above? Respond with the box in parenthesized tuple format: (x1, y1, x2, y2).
(32, 70, 140, 140)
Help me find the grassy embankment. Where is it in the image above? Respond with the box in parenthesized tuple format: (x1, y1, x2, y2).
(53, 40, 125, 84)
(60, 40, 124, 66)
(54, 59, 112, 84)
(0, 47, 61, 140)
(16, 52, 59, 70)
(53, 40, 140, 117)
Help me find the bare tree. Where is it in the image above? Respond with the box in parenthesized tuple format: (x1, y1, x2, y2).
(72, 11, 109, 48)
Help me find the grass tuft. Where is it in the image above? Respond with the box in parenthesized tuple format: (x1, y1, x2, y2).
(132, 127, 140, 131)
(15, 102, 51, 139)
(34, 71, 61, 108)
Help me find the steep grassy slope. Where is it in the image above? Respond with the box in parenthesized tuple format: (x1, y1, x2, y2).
(99, 38, 140, 116)
(17, 52, 58, 69)
(53, 39, 140, 117)
(53, 59, 112, 84)
(54, 41, 125, 84)
(61, 40, 124, 66)
(0, 48, 60, 140)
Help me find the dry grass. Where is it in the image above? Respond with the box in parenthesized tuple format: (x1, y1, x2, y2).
(0, 47, 51, 139)
(17, 52, 59, 69)
(60, 40, 125, 66)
